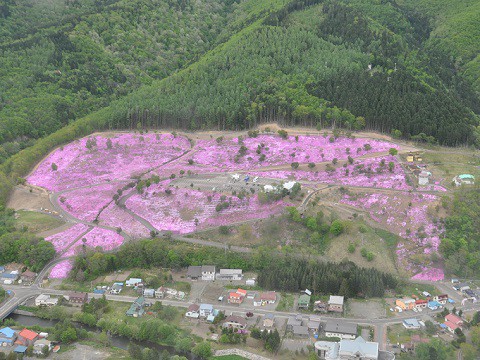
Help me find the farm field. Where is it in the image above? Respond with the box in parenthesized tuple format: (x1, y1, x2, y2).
(21, 128, 461, 281)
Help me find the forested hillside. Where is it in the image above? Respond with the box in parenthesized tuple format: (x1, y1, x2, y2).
(0, 0, 260, 161)
(0, 0, 480, 203)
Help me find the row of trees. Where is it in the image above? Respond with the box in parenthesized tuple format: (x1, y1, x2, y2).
(257, 257, 397, 298)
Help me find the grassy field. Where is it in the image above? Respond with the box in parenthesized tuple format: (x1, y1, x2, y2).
(15, 210, 64, 233)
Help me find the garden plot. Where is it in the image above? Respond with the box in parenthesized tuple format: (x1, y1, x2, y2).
(28, 133, 190, 191)
(98, 202, 150, 239)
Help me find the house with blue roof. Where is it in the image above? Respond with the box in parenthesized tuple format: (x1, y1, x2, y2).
(199, 304, 214, 317)
(428, 301, 442, 310)
(0, 327, 17, 345)
(14, 345, 27, 354)
(0, 266, 5, 273)
(403, 318, 420, 329)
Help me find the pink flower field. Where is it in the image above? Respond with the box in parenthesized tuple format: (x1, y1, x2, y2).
(58, 183, 126, 222)
(28, 133, 190, 191)
(66, 227, 125, 254)
(98, 203, 150, 239)
(250, 156, 411, 190)
(193, 135, 398, 170)
(126, 182, 290, 234)
(340, 192, 444, 280)
(49, 260, 73, 279)
(45, 224, 90, 253)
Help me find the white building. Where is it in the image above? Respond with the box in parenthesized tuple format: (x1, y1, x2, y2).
(201, 266, 216, 281)
(125, 278, 142, 287)
(418, 171, 431, 186)
(283, 181, 297, 191)
(216, 269, 243, 281)
(35, 294, 59, 307)
(324, 321, 357, 340)
(314, 336, 391, 360)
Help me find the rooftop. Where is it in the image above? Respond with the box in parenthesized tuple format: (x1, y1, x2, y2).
(324, 320, 357, 335)
(0, 327, 16, 338)
(19, 328, 38, 341)
(339, 336, 378, 358)
(328, 295, 344, 305)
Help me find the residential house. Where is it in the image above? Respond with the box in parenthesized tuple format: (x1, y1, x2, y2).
(292, 325, 310, 338)
(143, 288, 155, 298)
(216, 269, 243, 281)
(16, 328, 39, 346)
(33, 338, 52, 355)
(415, 299, 427, 309)
(186, 266, 202, 280)
(460, 284, 471, 292)
(445, 314, 463, 328)
(110, 282, 123, 294)
(14, 346, 27, 355)
(433, 295, 448, 304)
(0, 327, 16, 345)
(186, 265, 216, 281)
(418, 171, 431, 186)
(444, 321, 460, 334)
(395, 298, 415, 311)
(324, 321, 357, 340)
(427, 301, 442, 310)
(453, 174, 475, 186)
(328, 296, 344, 313)
(464, 289, 476, 299)
(155, 287, 166, 299)
(185, 304, 200, 319)
(223, 315, 247, 330)
(126, 296, 146, 317)
(263, 313, 275, 328)
(1, 272, 18, 284)
(307, 317, 321, 333)
(125, 278, 142, 287)
(287, 315, 303, 331)
(298, 294, 311, 309)
(199, 304, 214, 318)
(201, 265, 216, 281)
(35, 294, 59, 307)
(228, 289, 247, 304)
(314, 300, 327, 313)
(260, 291, 277, 304)
(20, 270, 36, 284)
(93, 289, 105, 295)
(403, 319, 421, 329)
(67, 292, 88, 306)
(315, 336, 384, 360)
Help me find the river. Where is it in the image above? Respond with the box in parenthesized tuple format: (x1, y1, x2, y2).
(7, 313, 197, 359)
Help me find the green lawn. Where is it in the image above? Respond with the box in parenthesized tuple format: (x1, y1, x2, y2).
(15, 210, 65, 233)
(276, 293, 294, 312)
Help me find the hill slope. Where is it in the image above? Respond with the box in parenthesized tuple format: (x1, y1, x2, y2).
(1, 0, 480, 202)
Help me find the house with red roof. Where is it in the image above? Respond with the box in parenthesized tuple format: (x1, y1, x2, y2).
(444, 313, 463, 333)
(16, 328, 39, 346)
(260, 291, 276, 303)
(445, 313, 463, 326)
(228, 291, 244, 304)
(415, 299, 427, 309)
